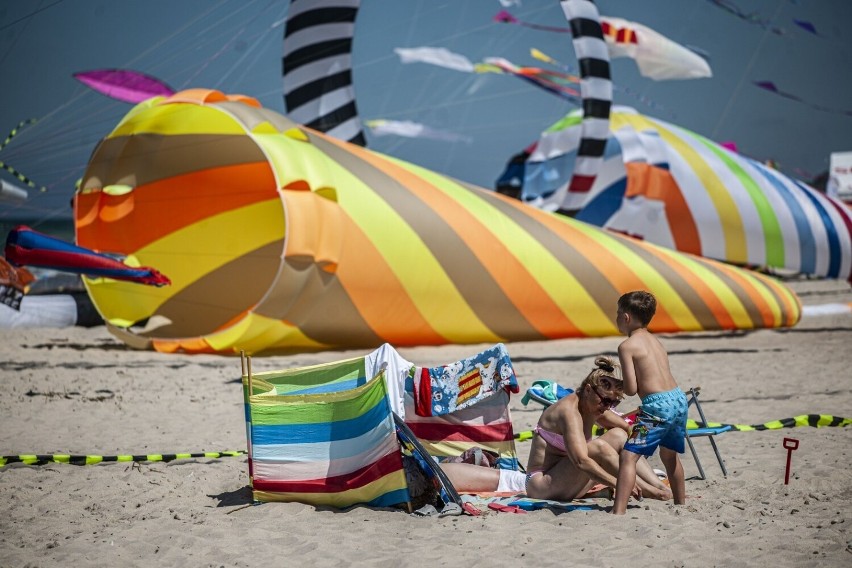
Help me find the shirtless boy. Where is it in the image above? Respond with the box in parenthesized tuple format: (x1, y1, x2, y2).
(612, 290, 688, 515)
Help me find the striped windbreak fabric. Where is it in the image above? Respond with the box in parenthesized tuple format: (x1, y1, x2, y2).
(244, 359, 409, 507)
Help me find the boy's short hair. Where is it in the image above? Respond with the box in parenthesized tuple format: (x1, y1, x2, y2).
(618, 290, 656, 326)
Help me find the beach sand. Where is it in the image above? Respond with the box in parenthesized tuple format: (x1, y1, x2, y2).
(1, 278, 850, 567)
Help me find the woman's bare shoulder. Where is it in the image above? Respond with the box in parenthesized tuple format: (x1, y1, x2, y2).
(541, 394, 579, 428)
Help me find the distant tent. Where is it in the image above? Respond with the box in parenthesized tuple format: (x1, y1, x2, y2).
(0, 256, 34, 310)
(0, 255, 101, 329)
(242, 344, 520, 508)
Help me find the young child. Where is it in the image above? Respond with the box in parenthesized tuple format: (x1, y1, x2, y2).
(612, 290, 688, 515)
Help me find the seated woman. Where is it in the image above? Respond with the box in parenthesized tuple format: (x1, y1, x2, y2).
(525, 356, 671, 501)
(440, 357, 671, 501)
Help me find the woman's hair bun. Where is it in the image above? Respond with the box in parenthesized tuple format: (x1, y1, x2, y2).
(595, 357, 615, 373)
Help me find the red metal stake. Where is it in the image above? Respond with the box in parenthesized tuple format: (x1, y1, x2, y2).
(783, 437, 799, 484)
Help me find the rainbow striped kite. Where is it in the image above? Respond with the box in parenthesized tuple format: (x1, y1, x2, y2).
(519, 106, 852, 282)
(75, 89, 800, 355)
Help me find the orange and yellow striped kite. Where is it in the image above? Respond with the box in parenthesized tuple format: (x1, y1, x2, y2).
(74, 89, 800, 354)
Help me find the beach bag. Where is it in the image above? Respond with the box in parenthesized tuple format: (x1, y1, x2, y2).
(444, 446, 501, 468)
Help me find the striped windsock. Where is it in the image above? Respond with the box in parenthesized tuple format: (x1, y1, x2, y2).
(282, 0, 366, 146)
(557, 0, 612, 215)
(76, 88, 802, 355)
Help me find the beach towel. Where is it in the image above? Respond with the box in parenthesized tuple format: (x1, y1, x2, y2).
(412, 343, 519, 417)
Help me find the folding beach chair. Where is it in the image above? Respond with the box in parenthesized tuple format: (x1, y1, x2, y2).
(520, 380, 573, 408)
(684, 386, 730, 480)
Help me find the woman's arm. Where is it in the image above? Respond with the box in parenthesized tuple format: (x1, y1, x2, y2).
(558, 407, 619, 489)
(618, 340, 639, 396)
(596, 409, 631, 432)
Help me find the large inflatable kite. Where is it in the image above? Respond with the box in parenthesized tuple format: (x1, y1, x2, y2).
(508, 106, 852, 282)
(74, 88, 799, 354)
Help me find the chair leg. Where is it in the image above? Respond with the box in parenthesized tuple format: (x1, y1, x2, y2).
(688, 386, 728, 478)
(685, 434, 706, 481)
(708, 435, 728, 477)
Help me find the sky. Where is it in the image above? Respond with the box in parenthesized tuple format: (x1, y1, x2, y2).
(1, 0, 851, 226)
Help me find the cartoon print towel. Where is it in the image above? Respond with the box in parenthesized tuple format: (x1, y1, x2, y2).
(413, 343, 519, 417)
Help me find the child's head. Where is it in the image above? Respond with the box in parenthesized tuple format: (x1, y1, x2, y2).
(578, 356, 623, 411)
(617, 290, 657, 329)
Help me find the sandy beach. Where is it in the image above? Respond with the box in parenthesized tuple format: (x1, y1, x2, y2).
(1, 277, 850, 567)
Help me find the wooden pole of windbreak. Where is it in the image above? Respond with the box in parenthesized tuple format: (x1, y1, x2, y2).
(247, 357, 253, 397)
(241, 350, 253, 396)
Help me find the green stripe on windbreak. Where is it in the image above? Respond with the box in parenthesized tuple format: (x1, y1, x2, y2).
(699, 136, 785, 268)
(249, 373, 387, 426)
(252, 358, 366, 395)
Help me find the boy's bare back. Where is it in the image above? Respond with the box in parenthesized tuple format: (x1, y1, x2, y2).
(615, 290, 680, 398)
(618, 329, 678, 398)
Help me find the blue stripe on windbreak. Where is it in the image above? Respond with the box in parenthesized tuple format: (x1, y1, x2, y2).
(752, 162, 817, 275)
(252, 419, 396, 462)
(365, 487, 410, 508)
(251, 396, 390, 446)
(288, 377, 365, 395)
(794, 179, 841, 278)
(575, 177, 627, 226)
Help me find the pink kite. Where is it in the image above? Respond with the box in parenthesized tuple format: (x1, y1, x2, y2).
(73, 69, 175, 104)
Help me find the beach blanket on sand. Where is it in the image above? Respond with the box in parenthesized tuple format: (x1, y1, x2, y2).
(460, 494, 597, 514)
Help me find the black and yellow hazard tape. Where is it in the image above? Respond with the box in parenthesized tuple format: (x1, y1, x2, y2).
(0, 450, 246, 467)
(514, 414, 850, 442)
(686, 414, 851, 432)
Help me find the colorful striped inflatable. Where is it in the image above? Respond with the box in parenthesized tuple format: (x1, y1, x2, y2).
(74, 90, 800, 354)
(244, 360, 409, 507)
(521, 106, 852, 281)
